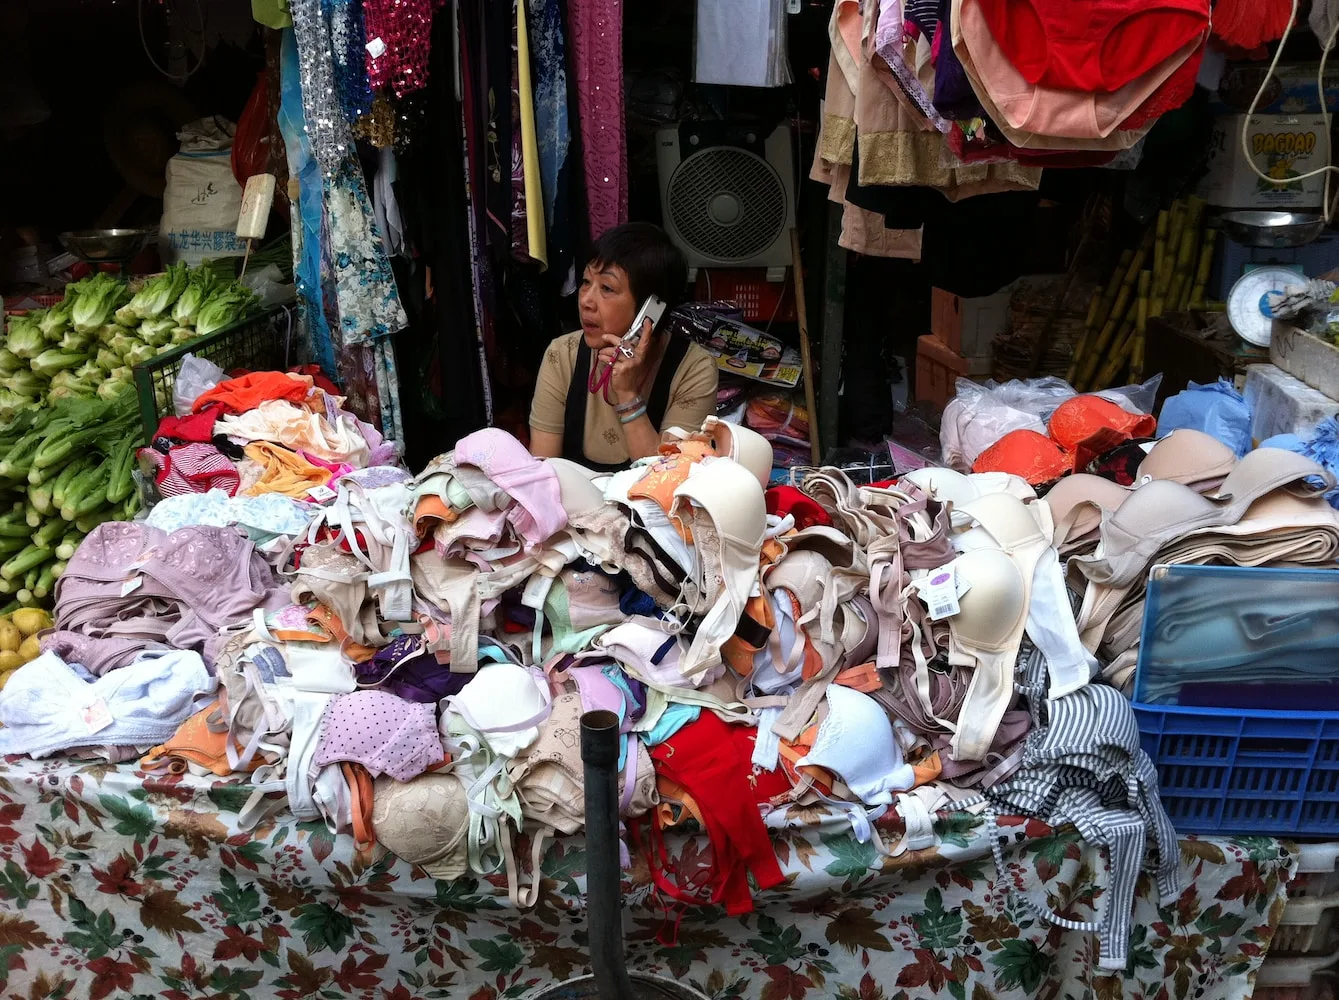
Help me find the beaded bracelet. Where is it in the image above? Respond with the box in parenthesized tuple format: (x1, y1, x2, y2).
(618, 405, 647, 425)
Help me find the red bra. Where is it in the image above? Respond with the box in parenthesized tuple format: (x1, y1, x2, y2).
(975, 0, 1208, 93)
(646, 714, 785, 917)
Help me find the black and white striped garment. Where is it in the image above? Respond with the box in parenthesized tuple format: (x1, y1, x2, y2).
(952, 594, 1181, 973)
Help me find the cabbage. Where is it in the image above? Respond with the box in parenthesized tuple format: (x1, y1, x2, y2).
(139, 317, 176, 347)
(195, 285, 256, 336)
(6, 315, 45, 359)
(31, 349, 89, 379)
(171, 267, 218, 326)
(171, 327, 199, 345)
(122, 343, 156, 367)
(126, 262, 189, 320)
(0, 349, 21, 375)
(71, 273, 128, 333)
(0, 389, 37, 422)
(56, 328, 93, 354)
(38, 294, 77, 340)
(8, 370, 44, 398)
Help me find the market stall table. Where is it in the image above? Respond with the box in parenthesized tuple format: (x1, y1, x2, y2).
(0, 755, 1293, 1000)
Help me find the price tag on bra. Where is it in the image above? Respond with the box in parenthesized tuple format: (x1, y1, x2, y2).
(924, 565, 961, 620)
(120, 576, 143, 597)
(79, 698, 113, 736)
(307, 484, 337, 503)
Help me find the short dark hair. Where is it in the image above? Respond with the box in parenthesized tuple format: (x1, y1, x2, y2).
(586, 222, 689, 307)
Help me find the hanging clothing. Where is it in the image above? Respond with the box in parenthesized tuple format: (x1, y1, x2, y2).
(566, 0, 627, 240)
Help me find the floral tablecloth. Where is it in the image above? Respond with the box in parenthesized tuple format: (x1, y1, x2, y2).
(0, 755, 1293, 1000)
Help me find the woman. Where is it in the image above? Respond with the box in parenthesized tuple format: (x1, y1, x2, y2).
(529, 223, 719, 471)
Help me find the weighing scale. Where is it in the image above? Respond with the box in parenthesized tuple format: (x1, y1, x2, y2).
(1225, 266, 1303, 347)
(57, 229, 156, 275)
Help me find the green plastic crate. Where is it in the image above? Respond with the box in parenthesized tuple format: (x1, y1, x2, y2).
(131, 306, 293, 444)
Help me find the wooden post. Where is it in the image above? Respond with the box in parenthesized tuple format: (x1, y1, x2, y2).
(790, 229, 821, 464)
(819, 202, 845, 462)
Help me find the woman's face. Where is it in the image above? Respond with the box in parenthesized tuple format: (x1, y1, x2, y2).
(578, 261, 638, 349)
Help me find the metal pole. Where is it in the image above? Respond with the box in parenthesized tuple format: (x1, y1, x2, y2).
(581, 710, 634, 1000)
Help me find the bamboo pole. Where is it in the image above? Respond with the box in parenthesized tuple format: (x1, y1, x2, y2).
(1068, 290, 1103, 384)
(1189, 232, 1216, 311)
(789, 229, 821, 464)
(1131, 271, 1151, 382)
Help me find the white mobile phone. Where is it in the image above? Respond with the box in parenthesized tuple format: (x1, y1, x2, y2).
(621, 295, 668, 353)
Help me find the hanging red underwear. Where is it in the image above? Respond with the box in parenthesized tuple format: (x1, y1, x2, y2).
(973, 0, 1209, 93)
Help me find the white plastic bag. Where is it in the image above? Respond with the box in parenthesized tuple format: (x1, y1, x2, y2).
(173, 352, 227, 416)
(940, 375, 1162, 471)
(160, 117, 245, 267)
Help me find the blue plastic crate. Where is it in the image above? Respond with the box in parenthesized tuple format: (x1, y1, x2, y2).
(1134, 702, 1339, 836)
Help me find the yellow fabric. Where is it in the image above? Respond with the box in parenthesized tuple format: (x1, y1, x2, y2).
(518, 1, 548, 269)
(242, 442, 329, 499)
(529, 332, 719, 468)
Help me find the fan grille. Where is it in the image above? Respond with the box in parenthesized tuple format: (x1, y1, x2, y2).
(666, 145, 786, 263)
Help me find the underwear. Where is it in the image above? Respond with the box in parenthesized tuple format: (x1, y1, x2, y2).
(141, 700, 260, 776)
(1048, 395, 1157, 474)
(312, 690, 446, 782)
(973, 0, 1208, 93)
(972, 429, 1069, 486)
(372, 769, 472, 880)
(647, 713, 785, 915)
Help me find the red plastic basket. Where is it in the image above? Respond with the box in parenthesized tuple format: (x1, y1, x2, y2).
(694, 269, 796, 325)
(4, 294, 63, 315)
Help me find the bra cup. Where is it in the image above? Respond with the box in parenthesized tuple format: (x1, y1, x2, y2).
(959, 493, 1047, 550)
(949, 548, 1026, 655)
(904, 467, 979, 508)
(1136, 429, 1237, 487)
(1210, 447, 1333, 502)
(800, 685, 912, 805)
(968, 471, 1037, 503)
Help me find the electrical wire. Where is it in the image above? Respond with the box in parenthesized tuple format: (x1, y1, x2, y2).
(139, 0, 207, 83)
(1239, 0, 1339, 221)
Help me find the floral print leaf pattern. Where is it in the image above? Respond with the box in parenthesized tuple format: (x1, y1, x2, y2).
(820, 832, 877, 884)
(914, 888, 965, 950)
(0, 757, 1297, 999)
(990, 939, 1051, 993)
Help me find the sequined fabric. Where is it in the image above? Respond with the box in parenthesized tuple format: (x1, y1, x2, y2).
(363, 0, 444, 98)
(567, 0, 627, 238)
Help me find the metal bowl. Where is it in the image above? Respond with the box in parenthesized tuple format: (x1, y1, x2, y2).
(1218, 210, 1327, 249)
(58, 228, 157, 263)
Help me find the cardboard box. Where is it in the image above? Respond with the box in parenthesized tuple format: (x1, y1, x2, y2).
(931, 286, 1009, 358)
(1244, 363, 1339, 442)
(915, 335, 990, 410)
(1199, 114, 1328, 210)
(1270, 321, 1339, 403)
(1210, 62, 1339, 116)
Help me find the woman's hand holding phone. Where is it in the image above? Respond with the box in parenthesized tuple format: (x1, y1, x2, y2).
(597, 317, 655, 401)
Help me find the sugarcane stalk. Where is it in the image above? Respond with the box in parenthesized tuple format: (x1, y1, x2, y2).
(1092, 249, 1134, 332)
(1131, 271, 1151, 382)
(1092, 315, 1139, 389)
(1152, 209, 1169, 282)
(1077, 284, 1136, 390)
(1189, 233, 1216, 311)
(1068, 290, 1103, 384)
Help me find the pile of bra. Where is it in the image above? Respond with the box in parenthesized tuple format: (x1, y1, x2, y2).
(6, 408, 1293, 970)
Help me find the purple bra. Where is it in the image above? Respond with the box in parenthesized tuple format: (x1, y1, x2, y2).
(355, 634, 471, 703)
